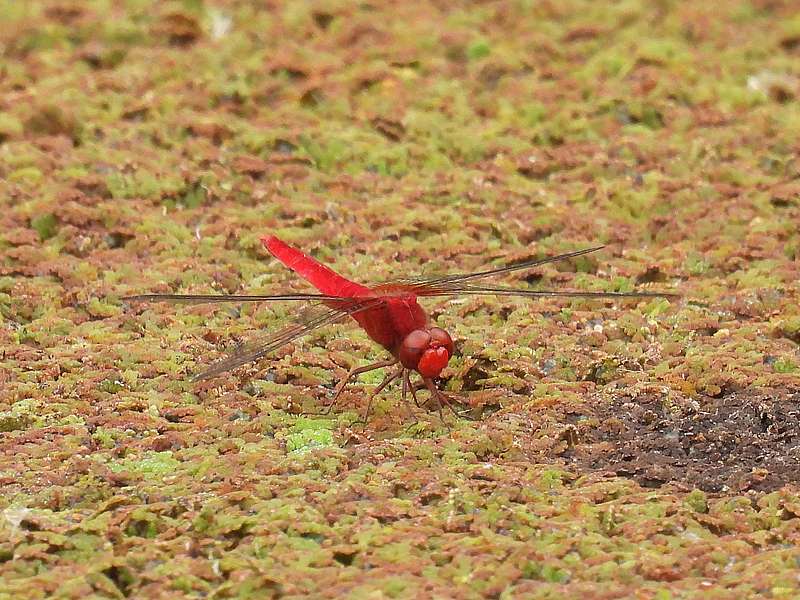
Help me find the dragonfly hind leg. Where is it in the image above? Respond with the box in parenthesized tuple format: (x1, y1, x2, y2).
(319, 358, 397, 416)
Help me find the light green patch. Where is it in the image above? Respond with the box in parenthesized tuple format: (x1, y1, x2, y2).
(106, 170, 186, 200)
(29, 212, 58, 240)
(684, 253, 710, 275)
(109, 451, 181, 480)
(0, 112, 23, 139)
(467, 39, 491, 60)
(684, 489, 709, 514)
(773, 359, 797, 374)
(10, 166, 44, 185)
(284, 418, 336, 454)
(0, 398, 41, 432)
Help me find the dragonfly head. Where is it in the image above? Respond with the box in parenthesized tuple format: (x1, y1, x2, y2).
(398, 327, 454, 378)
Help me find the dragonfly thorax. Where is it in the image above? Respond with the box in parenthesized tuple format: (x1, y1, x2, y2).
(397, 327, 454, 378)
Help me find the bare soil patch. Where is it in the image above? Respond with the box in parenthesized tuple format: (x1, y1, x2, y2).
(572, 388, 800, 493)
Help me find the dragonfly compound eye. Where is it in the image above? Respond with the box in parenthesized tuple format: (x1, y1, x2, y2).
(428, 327, 454, 357)
(417, 346, 450, 378)
(398, 329, 431, 369)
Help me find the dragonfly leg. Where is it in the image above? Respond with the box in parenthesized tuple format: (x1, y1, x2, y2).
(420, 377, 446, 422)
(399, 368, 420, 421)
(403, 369, 424, 409)
(359, 364, 404, 423)
(422, 377, 472, 422)
(319, 358, 397, 415)
(422, 378, 478, 421)
(407, 372, 464, 421)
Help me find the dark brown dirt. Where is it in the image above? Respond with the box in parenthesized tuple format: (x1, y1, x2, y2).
(572, 388, 800, 493)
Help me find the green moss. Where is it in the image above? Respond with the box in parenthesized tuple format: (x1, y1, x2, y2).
(91, 428, 117, 449)
(539, 469, 568, 489)
(781, 13, 800, 40)
(684, 489, 709, 514)
(10, 167, 44, 185)
(109, 451, 181, 480)
(285, 425, 335, 455)
(467, 39, 491, 60)
(773, 359, 797, 374)
(0, 112, 23, 139)
(0, 413, 32, 433)
(685, 253, 710, 275)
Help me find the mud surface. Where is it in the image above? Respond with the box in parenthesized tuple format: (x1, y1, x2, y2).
(572, 388, 800, 493)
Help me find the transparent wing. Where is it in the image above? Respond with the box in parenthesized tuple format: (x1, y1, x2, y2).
(191, 297, 384, 381)
(123, 293, 345, 305)
(401, 246, 606, 289)
(415, 283, 679, 300)
(391, 245, 677, 301)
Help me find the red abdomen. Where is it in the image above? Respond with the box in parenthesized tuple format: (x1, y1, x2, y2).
(262, 236, 428, 354)
(263, 236, 368, 297)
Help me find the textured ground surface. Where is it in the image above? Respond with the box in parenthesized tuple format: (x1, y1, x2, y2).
(2, 0, 800, 598)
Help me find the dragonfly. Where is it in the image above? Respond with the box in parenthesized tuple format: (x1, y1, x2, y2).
(124, 235, 677, 418)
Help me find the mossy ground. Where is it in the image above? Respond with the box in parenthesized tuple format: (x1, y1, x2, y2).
(2, 0, 800, 598)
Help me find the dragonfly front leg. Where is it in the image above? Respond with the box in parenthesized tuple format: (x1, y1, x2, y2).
(319, 358, 398, 415)
(403, 369, 424, 409)
(422, 377, 475, 421)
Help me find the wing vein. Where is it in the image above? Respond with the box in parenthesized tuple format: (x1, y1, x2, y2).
(191, 297, 384, 381)
(407, 246, 605, 289)
(417, 283, 679, 300)
(123, 293, 348, 305)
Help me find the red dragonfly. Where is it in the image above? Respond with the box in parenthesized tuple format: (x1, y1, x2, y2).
(124, 235, 676, 416)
